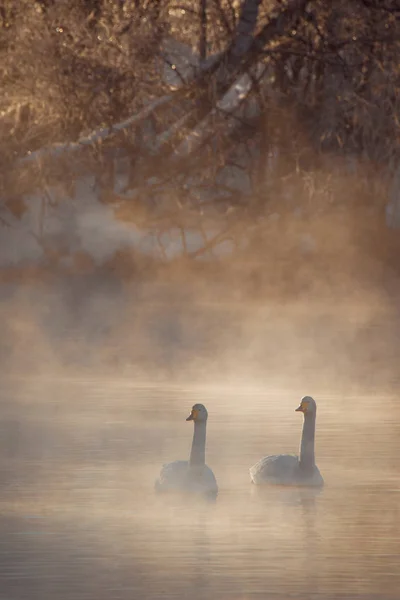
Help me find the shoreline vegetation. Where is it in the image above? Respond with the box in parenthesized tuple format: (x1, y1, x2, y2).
(1, 2, 400, 255)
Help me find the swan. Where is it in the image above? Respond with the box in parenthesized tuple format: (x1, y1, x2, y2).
(155, 404, 218, 497)
(250, 396, 324, 487)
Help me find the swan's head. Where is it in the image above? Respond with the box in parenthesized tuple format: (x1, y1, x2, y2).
(295, 396, 317, 415)
(186, 403, 208, 423)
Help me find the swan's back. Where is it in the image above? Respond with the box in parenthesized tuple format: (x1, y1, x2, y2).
(250, 454, 323, 487)
(155, 460, 218, 495)
(155, 460, 189, 492)
(250, 454, 299, 485)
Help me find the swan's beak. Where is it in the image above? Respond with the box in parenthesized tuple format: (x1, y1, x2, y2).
(295, 403, 305, 413)
(186, 408, 198, 421)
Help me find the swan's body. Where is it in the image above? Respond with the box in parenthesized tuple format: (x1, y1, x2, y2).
(250, 396, 324, 488)
(155, 460, 218, 494)
(250, 454, 323, 487)
(155, 404, 218, 497)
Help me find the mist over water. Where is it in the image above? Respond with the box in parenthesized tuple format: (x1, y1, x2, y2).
(1, 379, 400, 600)
(1, 1, 400, 596)
(1, 215, 400, 600)
(1, 255, 400, 600)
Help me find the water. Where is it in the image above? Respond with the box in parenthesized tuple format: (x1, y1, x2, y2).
(1, 379, 399, 600)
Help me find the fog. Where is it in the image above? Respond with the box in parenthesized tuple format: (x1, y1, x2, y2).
(1, 1, 400, 596)
(1, 379, 400, 599)
(1, 212, 400, 599)
(1, 210, 399, 389)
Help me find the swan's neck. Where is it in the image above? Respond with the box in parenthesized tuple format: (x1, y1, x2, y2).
(299, 412, 316, 471)
(189, 421, 206, 467)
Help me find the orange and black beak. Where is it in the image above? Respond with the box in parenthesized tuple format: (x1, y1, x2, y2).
(295, 402, 305, 413)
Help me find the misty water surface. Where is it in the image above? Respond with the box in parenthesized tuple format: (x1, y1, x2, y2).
(0, 379, 399, 600)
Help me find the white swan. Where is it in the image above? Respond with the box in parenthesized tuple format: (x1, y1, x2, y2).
(250, 396, 324, 487)
(155, 404, 218, 497)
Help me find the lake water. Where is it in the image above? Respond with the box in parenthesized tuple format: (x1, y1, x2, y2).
(0, 378, 399, 600)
